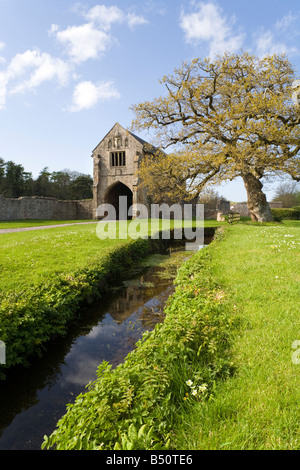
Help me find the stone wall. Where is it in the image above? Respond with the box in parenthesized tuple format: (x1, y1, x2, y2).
(0, 194, 284, 222)
(0, 195, 93, 221)
(230, 201, 283, 217)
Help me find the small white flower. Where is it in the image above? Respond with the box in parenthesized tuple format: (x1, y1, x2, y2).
(186, 380, 193, 387)
(191, 389, 197, 396)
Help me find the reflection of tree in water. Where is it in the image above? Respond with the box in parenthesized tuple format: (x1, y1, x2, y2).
(108, 269, 172, 326)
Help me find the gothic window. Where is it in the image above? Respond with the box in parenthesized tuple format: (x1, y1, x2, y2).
(110, 151, 126, 167)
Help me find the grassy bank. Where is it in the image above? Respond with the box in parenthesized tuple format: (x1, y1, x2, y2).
(0, 235, 152, 377)
(0, 219, 209, 377)
(42, 227, 235, 450)
(172, 221, 300, 450)
(0, 219, 211, 292)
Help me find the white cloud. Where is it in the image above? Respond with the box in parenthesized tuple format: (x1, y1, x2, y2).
(0, 72, 7, 110)
(0, 5, 148, 110)
(69, 80, 120, 112)
(275, 12, 297, 32)
(254, 30, 289, 57)
(254, 12, 299, 58)
(127, 13, 149, 29)
(0, 41, 6, 64)
(51, 5, 148, 63)
(51, 22, 113, 64)
(179, 2, 244, 58)
(84, 5, 124, 31)
(10, 51, 70, 94)
(84, 4, 148, 30)
(0, 49, 71, 109)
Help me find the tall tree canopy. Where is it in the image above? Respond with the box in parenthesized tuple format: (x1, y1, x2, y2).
(131, 51, 300, 221)
(0, 161, 93, 200)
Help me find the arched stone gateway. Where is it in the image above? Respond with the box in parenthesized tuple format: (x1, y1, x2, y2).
(92, 122, 155, 220)
(105, 182, 133, 220)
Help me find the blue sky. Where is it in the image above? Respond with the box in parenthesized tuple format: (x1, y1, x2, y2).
(1, 0, 300, 202)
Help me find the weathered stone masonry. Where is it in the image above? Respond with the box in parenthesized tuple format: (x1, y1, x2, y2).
(0, 195, 93, 221)
(92, 122, 152, 219)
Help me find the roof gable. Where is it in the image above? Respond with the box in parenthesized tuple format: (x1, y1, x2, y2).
(92, 122, 150, 154)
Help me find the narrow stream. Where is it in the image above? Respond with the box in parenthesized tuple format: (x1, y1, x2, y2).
(0, 247, 199, 450)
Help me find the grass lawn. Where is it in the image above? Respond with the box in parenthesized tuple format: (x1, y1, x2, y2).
(0, 218, 212, 292)
(0, 223, 126, 292)
(0, 219, 96, 229)
(0, 217, 211, 376)
(172, 220, 300, 450)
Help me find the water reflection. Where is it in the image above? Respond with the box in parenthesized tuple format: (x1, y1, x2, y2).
(0, 250, 186, 450)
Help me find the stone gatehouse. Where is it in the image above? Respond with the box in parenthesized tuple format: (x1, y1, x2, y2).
(92, 122, 153, 219)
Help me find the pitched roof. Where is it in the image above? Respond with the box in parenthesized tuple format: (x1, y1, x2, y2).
(92, 122, 153, 153)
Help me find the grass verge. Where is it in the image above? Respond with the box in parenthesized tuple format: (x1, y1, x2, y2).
(171, 221, 300, 450)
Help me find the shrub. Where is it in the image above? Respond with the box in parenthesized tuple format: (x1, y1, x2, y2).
(271, 208, 300, 221)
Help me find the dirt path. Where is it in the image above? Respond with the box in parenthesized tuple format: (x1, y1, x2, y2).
(0, 221, 99, 234)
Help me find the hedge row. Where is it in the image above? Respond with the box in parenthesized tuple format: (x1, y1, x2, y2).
(271, 208, 300, 221)
(42, 228, 236, 450)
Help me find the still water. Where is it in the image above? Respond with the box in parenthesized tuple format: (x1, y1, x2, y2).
(0, 249, 192, 450)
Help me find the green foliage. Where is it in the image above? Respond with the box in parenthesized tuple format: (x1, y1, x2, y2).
(271, 208, 300, 221)
(42, 235, 236, 450)
(0, 237, 153, 379)
(0, 158, 92, 200)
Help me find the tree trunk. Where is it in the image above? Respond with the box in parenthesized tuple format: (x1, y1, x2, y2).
(242, 173, 273, 222)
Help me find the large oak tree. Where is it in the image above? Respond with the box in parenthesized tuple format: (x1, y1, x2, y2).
(131, 52, 300, 221)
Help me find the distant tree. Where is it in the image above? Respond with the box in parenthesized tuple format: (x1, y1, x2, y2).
(34, 167, 53, 197)
(22, 171, 35, 196)
(132, 51, 300, 222)
(272, 181, 300, 207)
(198, 188, 222, 210)
(0, 160, 93, 200)
(68, 175, 93, 199)
(2, 161, 27, 198)
(50, 171, 72, 199)
(0, 158, 5, 193)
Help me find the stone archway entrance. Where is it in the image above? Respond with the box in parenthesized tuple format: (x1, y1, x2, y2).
(105, 182, 133, 220)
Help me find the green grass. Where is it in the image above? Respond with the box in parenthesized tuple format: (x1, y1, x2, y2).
(0, 219, 96, 229)
(3, 217, 298, 449)
(0, 218, 211, 376)
(0, 218, 210, 292)
(0, 224, 125, 291)
(172, 220, 300, 450)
